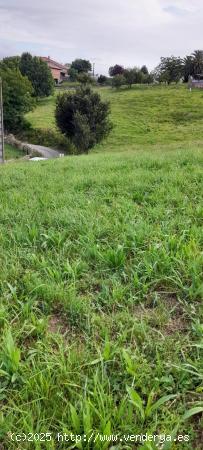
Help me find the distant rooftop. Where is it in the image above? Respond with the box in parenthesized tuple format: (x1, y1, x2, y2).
(40, 56, 67, 71)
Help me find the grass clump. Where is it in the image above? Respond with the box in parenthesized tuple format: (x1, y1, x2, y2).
(18, 127, 76, 153)
(4, 143, 25, 160)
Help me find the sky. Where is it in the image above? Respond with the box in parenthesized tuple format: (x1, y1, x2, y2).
(0, 0, 202, 74)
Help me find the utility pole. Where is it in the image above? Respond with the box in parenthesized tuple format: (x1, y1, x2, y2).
(92, 62, 95, 77)
(0, 77, 5, 163)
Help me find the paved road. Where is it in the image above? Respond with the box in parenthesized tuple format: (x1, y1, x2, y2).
(26, 144, 61, 159)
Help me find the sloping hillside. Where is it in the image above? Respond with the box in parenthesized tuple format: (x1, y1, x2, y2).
(26, 84, 203, 152)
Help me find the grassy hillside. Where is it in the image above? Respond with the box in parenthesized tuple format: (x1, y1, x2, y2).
(26, 85, 203, 152)
(0, 147, 203, 448)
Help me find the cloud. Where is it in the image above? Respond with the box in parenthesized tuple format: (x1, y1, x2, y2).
(163, 5, 189, 16)
(0, 0, 202, 74)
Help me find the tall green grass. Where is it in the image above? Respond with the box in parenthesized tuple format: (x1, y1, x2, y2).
(0, 148, 203, 448)
(4, 144, 25, 160)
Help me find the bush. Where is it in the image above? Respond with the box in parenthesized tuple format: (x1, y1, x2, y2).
(72, 111, 91, 153)
(77, 73, 93, 85)
(55, 86, 112, 153)
(18, 127, 75, 154)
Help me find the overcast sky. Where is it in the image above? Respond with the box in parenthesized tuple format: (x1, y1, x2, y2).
(0, 0, 202, 74)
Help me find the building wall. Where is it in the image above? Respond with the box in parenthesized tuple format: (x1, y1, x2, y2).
(51, 68, 61, 82)
(191, 81, 203, 88)
(188, 76, 203, 89)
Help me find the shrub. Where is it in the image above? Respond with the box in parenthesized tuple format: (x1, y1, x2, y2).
(55, 86, 112, 153)
(72, 111, 91, 153)
(77, 73, 93, 85)
(18, 127, 75, 154)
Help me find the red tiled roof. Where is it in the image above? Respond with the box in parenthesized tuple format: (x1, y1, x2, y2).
(40, 57, 67, 71)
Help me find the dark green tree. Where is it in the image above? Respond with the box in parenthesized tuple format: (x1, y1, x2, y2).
(192, 50, 203, 76)
(70, 59, 92, 73)
(97, 75, 108, 85)
(109, 65, 124, 76)
(72, 111, 91, 153)
(0, 67, 34, 132)
(183, 56, 195, 82)
(141, 65, 149, 75)
(155, 56, 183, 84)
(55, 86, 112, 153)
(68, 67, 78, 81)
(0, 56, 20, 70)
(19, 52, 54, 97)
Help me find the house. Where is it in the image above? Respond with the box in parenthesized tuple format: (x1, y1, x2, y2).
(40, 57, 69, 84)
(188, 74, 203, 89)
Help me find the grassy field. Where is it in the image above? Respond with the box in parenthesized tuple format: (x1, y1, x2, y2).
(0, 85, 203, 449)
(26, 84, 203, 152)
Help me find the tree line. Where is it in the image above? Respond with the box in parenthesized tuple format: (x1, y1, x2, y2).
(96, 50, 203, 88)
(0, 52, 54, 131)
(154, 50, 203, 84)
(0, 50, 202, 154)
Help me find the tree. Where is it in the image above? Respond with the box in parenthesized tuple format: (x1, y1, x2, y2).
(0, 56, 20, 70)
(155, 56, 183, 84)
(123, 69, 135, 88)
(182, 50, 203, 82)
(0, 67, 34, 132)
(71, 59, 92, 73)
(68, 67, 78, 81)
(19, 52, 54, 97)
(144, 72, 154, 84)
(192, 50, 203, 76)
(109, 65, 124, 77)
(183, 55, 194, 82)
(141, 65, 149, 75)
(112, 74, 125, 89)
(77, 72, 93, 85)
(97, 75, 107, 85)
(132, 68, 145, 84)
(55, 86, 112, 153)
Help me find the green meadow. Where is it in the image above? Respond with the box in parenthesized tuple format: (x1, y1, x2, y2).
(26, 84, 203, 152)
(0, 85, 203, 449)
